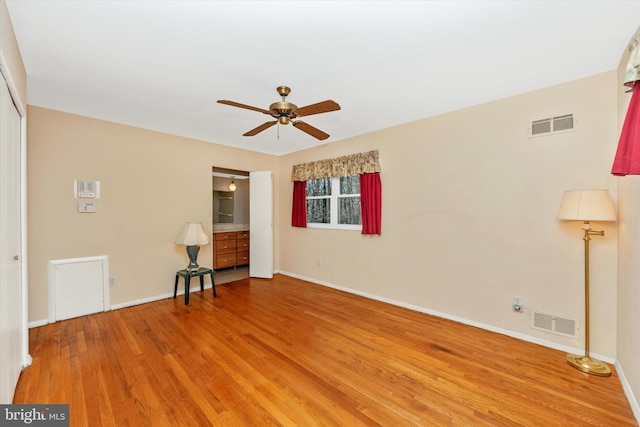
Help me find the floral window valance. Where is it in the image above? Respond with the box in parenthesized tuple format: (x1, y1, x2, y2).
(624, 38, 640, 89)
(291, 149, 381, 182)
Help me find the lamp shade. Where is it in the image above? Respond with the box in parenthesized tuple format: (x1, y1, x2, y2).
(175, 222, 209, 245)
(557, 190, 617, 221)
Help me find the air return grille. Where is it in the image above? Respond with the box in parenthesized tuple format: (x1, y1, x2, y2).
(530, 311, 578, 339)
(529, 113, 576, 137)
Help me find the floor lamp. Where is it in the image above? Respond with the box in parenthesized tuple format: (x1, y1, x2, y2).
(557, 190, 616, 376)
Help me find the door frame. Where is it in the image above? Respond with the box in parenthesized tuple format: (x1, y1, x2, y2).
(211, 167, 274, 278)
(0, 51, 30, 368)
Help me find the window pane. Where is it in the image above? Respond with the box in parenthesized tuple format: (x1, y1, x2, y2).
(338, 197, 361, 225)
(306, 178, 332, 197)
(307, 198, 330, 223)
(340, 175, 360, 195)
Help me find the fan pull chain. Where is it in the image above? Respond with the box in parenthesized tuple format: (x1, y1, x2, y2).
(277, 122, 280, 139)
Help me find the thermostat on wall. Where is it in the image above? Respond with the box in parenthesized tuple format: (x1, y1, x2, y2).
(78, 201, 97, 213)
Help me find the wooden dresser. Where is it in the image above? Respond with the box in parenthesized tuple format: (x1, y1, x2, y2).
(213, 230, 249, 270)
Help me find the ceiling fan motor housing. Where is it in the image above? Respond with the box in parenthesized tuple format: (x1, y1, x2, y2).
(270, 101, 297, 121)
(271, 86, 297, 122)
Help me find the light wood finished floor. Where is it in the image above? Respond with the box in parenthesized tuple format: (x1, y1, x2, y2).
(14, 274, 637, 426)
(214, 266, 249, 285)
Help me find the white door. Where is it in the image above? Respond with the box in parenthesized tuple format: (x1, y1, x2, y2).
(249, 171, 273, 278)
(0, 74, 23, 404)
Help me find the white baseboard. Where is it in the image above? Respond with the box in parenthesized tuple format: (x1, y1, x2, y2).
(111, 284, 214, 310)
(29, 284, 214, 327)
(28, 319, 48, 328)
(277, 270, 612, 362)
(616, 361, 640, 424)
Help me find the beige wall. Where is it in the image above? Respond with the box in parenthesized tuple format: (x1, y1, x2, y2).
(615, 28, 640, 415)
(27, 106, 279, 321)
(279, 72, 619, 357)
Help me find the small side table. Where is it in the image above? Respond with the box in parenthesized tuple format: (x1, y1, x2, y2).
(174, 267, 216, 305)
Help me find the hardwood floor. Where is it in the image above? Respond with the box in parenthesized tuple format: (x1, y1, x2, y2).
(14, 274, 637, 426)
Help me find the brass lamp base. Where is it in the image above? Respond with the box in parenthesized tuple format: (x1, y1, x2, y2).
(566, 354, 611, 377)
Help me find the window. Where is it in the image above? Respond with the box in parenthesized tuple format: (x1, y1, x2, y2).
(291, 149, 381, 233)
(306, 175, 361, 229)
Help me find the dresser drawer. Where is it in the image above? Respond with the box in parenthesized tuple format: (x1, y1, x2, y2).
(237, 230, 250, 239)
(236, 250, 249, 266)
(237, 238, 249, 251)
(215, 254, 237, 269)
(216, 239, 237, 253)
(214, 232, 236, 241)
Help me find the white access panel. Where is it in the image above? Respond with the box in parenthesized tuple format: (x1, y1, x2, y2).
(249, 171, 273, 278)
(49, 256, 109, 322)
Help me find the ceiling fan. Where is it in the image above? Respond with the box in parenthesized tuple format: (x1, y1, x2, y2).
(217, 86, 340, 140)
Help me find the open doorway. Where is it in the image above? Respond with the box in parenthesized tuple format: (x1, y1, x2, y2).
(212, 167, 250, 283)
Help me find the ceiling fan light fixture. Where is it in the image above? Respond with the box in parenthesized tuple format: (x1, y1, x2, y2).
(279, 116, 290, 125)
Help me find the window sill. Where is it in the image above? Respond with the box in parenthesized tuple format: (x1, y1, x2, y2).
(307, 223, 362, 231)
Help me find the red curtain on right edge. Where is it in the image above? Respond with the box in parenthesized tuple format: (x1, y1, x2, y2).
(360, 172, 382, 235)
(291, 180, 307, 227)
(612, 84, 640, 176)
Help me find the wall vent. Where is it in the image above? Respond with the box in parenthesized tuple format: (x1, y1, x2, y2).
(529, 113, 577, 137)
(530, 310, 579, 339)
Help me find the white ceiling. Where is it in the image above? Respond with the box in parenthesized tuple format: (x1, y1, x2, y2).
(6, 1, 640, 156)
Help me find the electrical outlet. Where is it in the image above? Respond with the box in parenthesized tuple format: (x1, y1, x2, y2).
(109, 277, 116, 287)
(512, 296, 523, 313)
(316, 259, 321, 267)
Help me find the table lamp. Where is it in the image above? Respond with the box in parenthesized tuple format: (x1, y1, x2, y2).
(175, 221, 209, 271)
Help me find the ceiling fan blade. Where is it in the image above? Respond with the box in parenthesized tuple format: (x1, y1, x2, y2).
(294, 100, 341, 117)
(217, 99, 271, 115)
(243, 121, 277, 136)
(292, 121, 330, 140)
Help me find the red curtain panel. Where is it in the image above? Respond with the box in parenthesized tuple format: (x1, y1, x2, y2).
(291, 180, 307, 227)
(360, 172, 382, 235)
(612, 84, 640, 176)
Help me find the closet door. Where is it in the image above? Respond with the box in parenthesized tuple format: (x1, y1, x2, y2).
(249, 171, 273, 278)
(0, 73, 23, 404)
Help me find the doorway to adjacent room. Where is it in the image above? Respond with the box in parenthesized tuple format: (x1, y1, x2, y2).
(212, 167, 250, 282)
